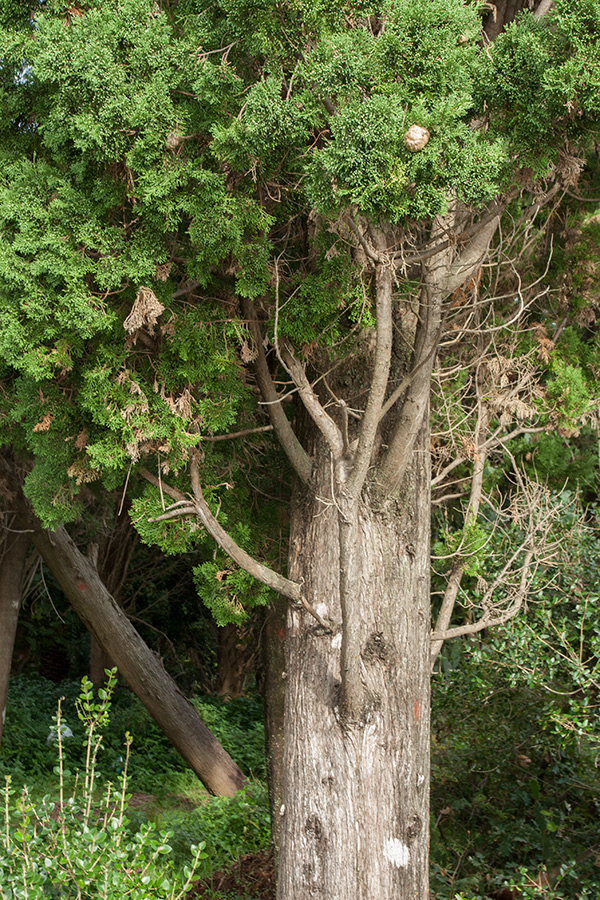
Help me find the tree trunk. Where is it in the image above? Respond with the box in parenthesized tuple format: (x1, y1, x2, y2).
(262, 599, 288, 860)
(10, 494, 246, 797)
(89, 503, 137, 685)
(0, 527, 30, 746)
(215, 623, 246, 698)
(277, 427, 431, 900)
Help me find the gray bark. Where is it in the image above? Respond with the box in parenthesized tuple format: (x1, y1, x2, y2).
(0, 527, 30, 746)
(262, 600, 287, 860)
(277, 426, 431, 900)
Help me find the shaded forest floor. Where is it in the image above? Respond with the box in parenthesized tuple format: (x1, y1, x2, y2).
(188, 849, 275, 900)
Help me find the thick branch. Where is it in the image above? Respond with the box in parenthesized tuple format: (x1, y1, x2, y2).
(188, 455, 302, 603)
(346, 252, 394, 498)
(279, 343, 344, 459)
(346, 215, 381, 264)
(442, 217, 500, 298)
(378, 339, 440, 423)
(242, 299, 312, 484)
(533, 0, 554, 18)
(377, 211, 454, 495)
(2, 466, 246, 797)
(0, 523, 30, 746)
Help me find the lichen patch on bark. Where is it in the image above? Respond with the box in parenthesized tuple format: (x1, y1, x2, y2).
(384, 838, 410, 868)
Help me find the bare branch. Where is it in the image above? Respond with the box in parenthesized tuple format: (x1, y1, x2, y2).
(431, 425, 545, 488)
(347, 248, 394, 498)
(140, 468, 187, 503)
(198, 425, 274, 442)
(279, 342, 344, 459)
(431, 549, 534, 642)
(148, 504, 196, 523)
(142, 463, 331, 629)
(242, 298, 312, 484)
(431, 400, 489, 665)
(187, 453, 303, 603)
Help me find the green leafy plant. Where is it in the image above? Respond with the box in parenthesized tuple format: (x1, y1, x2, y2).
(0, 671, 206, 898)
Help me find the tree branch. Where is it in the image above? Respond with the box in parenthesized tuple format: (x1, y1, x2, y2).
(345, 215, 382, 264)
(430, 403, 489, 666)
(279, 342, 344, 459)
(442, 216, 500, 298)
(377, 210, 454, 495)
(346, 247, 394, 498)
(140, 468, 187, 503)
(242, 299, 312, 484)
(188, 454, 303, 603)
(533, 0, 554, 19)
(142, 464, 302, 603)
(198, 425, 274, 442)
(431, 548, 534, 642)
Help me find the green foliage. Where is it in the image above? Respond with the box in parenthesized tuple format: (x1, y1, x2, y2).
(0, 676, 266, 789)
(191, 695, 266, 779)
(432, 516, 490, 579)
(161, 783, 271, 877)
(431, 643, 600, 899)
(431, 496, 600, 898)
(1, 0, 598, 625)
(0, 675, 205, 898)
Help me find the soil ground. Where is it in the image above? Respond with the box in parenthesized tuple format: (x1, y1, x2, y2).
(187, 848, 275, 900)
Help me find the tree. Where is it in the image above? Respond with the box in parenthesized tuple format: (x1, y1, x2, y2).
(0, 514, 30, 746)
(1, 0, 599, 897)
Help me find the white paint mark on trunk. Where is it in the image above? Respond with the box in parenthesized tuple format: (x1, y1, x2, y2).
(331, 633, 342, 649)
(384, 838, 410, 868)
(315, 601, 328, 617)
(279, 804, 285, 816)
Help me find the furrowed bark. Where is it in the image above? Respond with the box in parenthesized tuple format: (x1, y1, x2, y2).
(262, 599, 287, 861)
(11, 492, 246, 797)
(277, 421, 431, 900)
(0, 525, 30, 746)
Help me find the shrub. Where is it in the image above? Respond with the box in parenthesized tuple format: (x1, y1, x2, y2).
(0, 672, 205, 899)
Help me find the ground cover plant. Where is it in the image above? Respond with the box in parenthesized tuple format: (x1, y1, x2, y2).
(0, 671, 206, 898)
(0, 673, 271, 897)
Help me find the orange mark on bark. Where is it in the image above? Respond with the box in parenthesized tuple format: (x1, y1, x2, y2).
(78, 582, 87, 591)
(278, 627, 286, 641)
(414, 699, 420, 721)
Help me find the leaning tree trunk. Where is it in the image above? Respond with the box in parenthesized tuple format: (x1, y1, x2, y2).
(8, 486, 246, 798)
(0, 526, 30, 746)
(277, 427, 431, 900)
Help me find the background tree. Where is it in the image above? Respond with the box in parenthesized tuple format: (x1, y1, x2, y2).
(1, 1, 599, 898)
